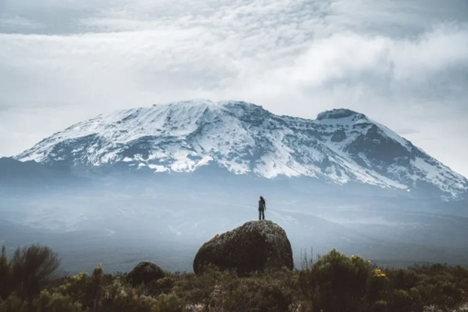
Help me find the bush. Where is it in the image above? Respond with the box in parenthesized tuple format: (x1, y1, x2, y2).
(2, 245, 467, 312)
(33, 291, 83, 312)
(146, 277, 174, 296)
(56, 265, 106, 310)
(163, 267, 298, 311)
(98, 279, 157, 312)
(153, 294, 185, 312)
(221, 278, 293, 312)
(369, 300, 388, 312)
(0, 291, 83, 312)
(169, 270, 225, 304)
(0, 293, 29, 312)
(3, 244, 60, 301)
(0, 246, 10, 300)
(388, 269, 419, 290)
(299, 249, 376, 312)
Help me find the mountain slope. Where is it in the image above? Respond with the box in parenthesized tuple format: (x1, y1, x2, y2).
(15, 100, 468, 200)
(0, 157, 79, 188)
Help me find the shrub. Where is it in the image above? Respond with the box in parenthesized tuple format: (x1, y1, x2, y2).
(33, 290, 83, 312)
(56, 265, 107, 310)
(99, 279, 156, 312)
(299, 249, 374, 312)
(388, 269, 419, 290)
(170, 270, 226, 304)
(153, 294, 185, 312)
(369, 300, 388, 312)
(221, 278, 293, 312)
(0, 246, 10, 300)
(2, 244, 468, 312)
(9, 244, 61, 300)
(146, 277, 174, 296)
(0, 293, 29, 312)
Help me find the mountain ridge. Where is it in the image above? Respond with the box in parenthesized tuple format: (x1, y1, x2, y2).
(14, 99, 468, 201)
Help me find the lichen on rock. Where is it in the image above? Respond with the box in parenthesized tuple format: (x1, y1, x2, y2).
(193, 220, 294, 275)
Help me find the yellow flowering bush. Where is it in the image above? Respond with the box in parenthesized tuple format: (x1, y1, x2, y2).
(374, 268, 387, 278)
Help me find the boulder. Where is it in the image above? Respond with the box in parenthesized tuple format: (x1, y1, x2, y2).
(193, 221, 294, 275)
(127, 261, 165, 286)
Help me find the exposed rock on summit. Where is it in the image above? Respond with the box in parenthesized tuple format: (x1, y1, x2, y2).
(193, 221, 294, 275)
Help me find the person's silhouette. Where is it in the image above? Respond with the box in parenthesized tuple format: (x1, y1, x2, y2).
(258, 196, 266, 220)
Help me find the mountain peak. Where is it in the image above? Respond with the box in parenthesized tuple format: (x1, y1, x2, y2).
(153, 99, 215, 108)
(14, 100, 468, 200)
(149, 99, 268, 120)
(152, 99, 262, 109)
(316, 108, 367, 121)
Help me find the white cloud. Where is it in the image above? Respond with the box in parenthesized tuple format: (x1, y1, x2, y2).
(0, 16, 44, 30)
(0, 0, 467, 177)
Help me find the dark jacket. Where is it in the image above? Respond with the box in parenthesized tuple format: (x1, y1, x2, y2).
(258, 199, 266, 211)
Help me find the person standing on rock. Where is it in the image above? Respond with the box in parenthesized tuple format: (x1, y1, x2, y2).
(258, 196, 266, 220)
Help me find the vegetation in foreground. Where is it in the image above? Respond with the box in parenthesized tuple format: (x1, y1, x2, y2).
(0, 245, 467, 312)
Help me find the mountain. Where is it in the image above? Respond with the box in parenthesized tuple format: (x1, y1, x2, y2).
(15, 100, 468, 201)
(0, 157, 77, 188)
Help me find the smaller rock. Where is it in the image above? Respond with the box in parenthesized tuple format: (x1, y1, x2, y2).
(127, 261, 165, 286)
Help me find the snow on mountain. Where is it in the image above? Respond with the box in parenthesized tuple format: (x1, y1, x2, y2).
(15, 99, 468, 199)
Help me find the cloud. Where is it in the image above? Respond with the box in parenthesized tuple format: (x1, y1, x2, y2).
(0, 0, 467, 176)
(0, 16, 44, 30)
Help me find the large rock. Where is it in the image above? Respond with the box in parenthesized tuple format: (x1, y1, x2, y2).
(127, 262, 165, 286)
(193, 221, 294, 275)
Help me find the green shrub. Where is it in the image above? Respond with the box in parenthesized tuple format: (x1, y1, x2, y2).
(146, 277, 174, 296)
(8, 244, 61, 301)
(33, 290, 83, 312)
(369, 300, 388, 312)
(388, 269, 419, 290)
(55, 264, 108, 311)
(99, 279, 156, 312)
(388, 289, 414, 312)
(170, 270, 226, 304)
(299, 249, 374, 312)
(2, 244, 468, 312)
(0, 293, 29, 312)
(221, 277, 294, 312)
(0, 246, 10, 300)
(153, 294, 185, 312)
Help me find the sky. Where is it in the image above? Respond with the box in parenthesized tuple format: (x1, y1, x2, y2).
(0, 0, 467, 177)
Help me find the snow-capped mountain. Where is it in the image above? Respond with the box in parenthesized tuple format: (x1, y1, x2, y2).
(15, 100, 468, 200)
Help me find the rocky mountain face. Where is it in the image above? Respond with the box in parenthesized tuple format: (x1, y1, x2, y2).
(193, 220, 294, 275)
(15, 99, 468, 200)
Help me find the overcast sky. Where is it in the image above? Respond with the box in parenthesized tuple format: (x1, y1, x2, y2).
(1, 0, 467, 176)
